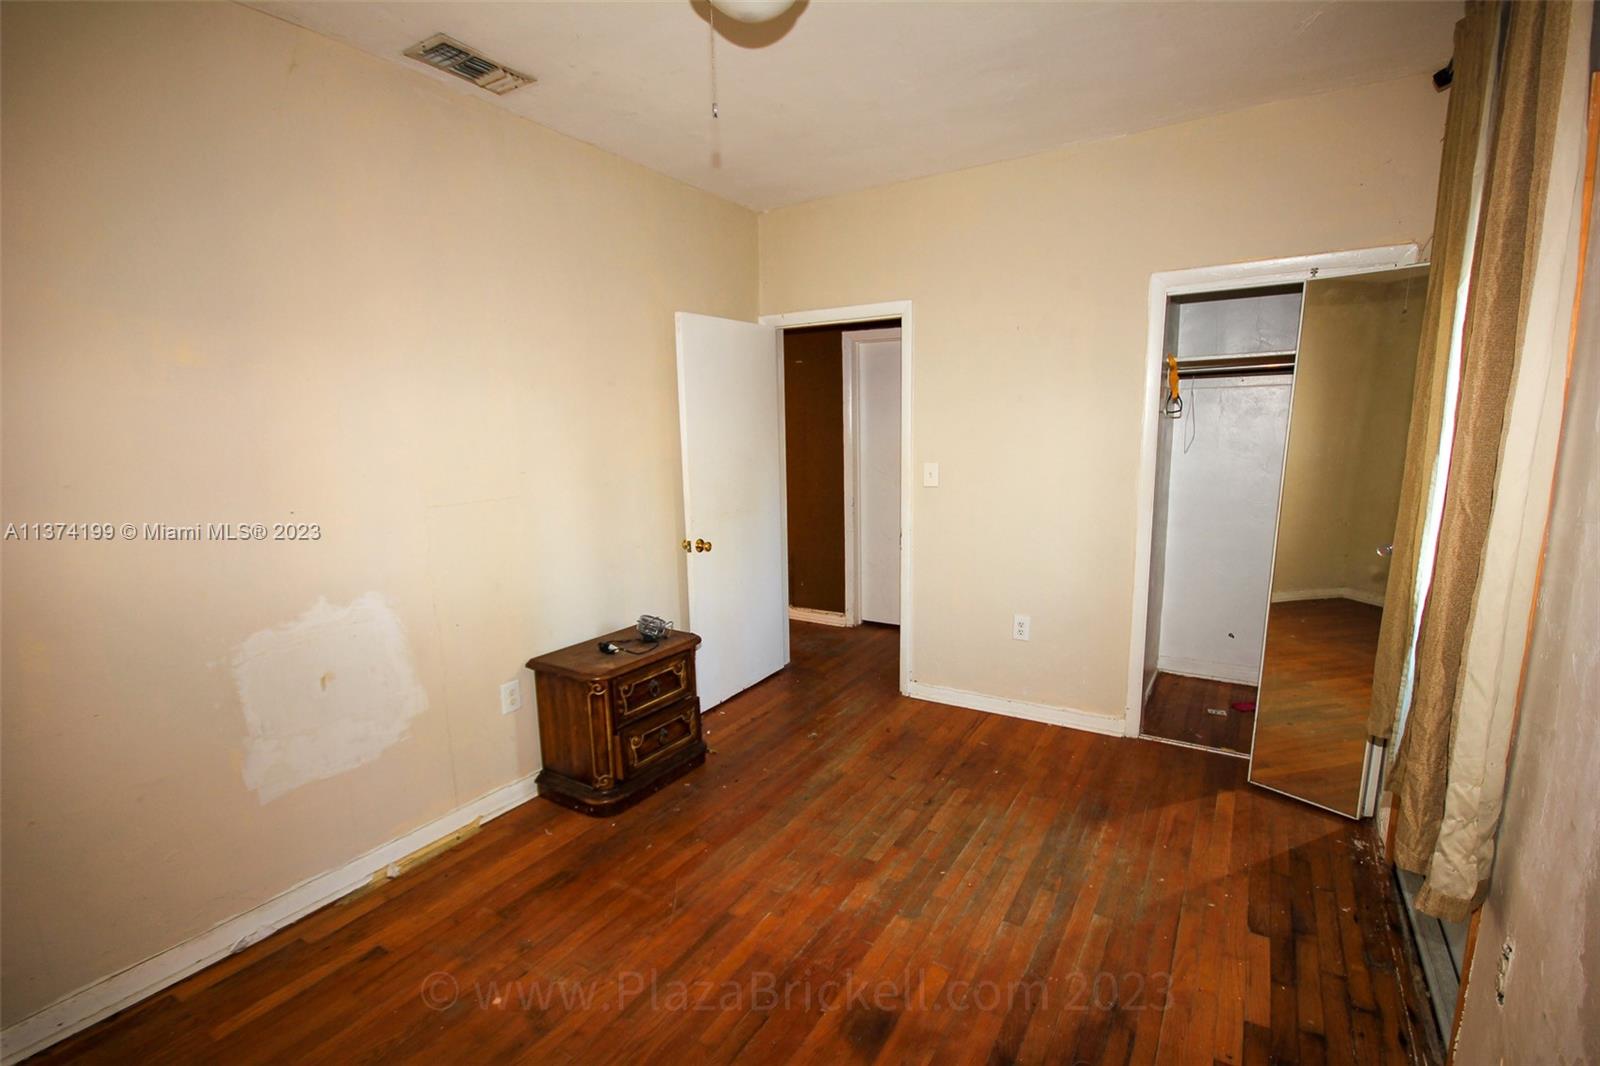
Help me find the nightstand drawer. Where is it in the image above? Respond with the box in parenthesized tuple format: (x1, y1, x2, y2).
(612, 653, 693, 723)
(618, 700, 699, 777)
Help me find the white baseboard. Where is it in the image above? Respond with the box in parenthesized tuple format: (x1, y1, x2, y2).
(906, 681, 1127, 738)
(0, 772, 541, 1064)
(1156, 655, 1260, 686)
(1271, 587, 1385, 607)
(788, 607, 852, 627)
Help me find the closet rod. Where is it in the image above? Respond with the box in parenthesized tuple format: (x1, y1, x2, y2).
(1176, 354, 1296, 378)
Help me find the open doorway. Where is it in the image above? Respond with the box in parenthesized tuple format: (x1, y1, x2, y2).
(673, 302, 914, 712)
(779, 319, 903, 643)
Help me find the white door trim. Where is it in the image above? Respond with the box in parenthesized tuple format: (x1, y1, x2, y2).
(1125, 245, 1419, 740)
(838, 333, 861, 627)
(761, 302, 914, 695)
(843, 327, 902, 627)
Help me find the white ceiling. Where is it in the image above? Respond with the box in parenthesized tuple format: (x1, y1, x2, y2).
(250, 1, 1460, 211)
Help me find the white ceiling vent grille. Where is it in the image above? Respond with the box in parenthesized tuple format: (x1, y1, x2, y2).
(404, 34, 534, 96)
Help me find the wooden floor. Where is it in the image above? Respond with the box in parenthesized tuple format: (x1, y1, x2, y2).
(1251, 600, 1384, 817)
(40, 622, 1437, 1065)
(1141, 672, 1258, 756)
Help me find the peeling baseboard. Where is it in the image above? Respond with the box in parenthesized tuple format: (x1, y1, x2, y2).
(0, 772, 540, 1064)
(906, 681, 1127, 738)
(343, 818, 485, 906)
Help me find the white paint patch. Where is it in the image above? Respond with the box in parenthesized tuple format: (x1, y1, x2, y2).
(233, 593, 427, 804)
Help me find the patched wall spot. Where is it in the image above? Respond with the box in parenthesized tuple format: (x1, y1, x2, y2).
(233, 593, 427, 803)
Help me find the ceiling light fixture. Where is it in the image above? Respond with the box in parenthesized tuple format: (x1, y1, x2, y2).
(709, 0, 796, 23)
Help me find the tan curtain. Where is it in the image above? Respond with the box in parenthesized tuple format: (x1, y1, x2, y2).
(1388, 0, 1581, 922)
(1368, 4, 1499, 742)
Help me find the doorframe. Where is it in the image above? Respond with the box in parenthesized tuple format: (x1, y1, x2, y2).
(840, 332, 860, 628)
(1125, 244, 1420, 741)
(843, 326, 903, 628)
(762, 302, 914, 696)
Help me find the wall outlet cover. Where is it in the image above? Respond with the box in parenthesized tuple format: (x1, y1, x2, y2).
(499, 679, 522, 715)
(1013, 614, 1031, 641)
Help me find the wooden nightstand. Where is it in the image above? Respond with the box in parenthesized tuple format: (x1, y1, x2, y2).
(525, 628, 705, 815)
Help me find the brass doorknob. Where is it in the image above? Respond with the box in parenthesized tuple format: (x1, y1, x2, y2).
(681, 539, 692, 553)
(695, 538, 713, 553)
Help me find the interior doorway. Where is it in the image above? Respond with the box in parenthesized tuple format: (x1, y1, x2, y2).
(780, 319, 904, 639)
(673, 302, 914, 713)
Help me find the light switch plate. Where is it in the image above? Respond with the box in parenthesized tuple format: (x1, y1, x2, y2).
(923, 462, 940, 487)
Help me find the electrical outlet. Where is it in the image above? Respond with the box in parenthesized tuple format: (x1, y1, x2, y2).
(922, 462, 940, 487)
(1013, 614, 1031, 641)
(499, 679, 522, 716)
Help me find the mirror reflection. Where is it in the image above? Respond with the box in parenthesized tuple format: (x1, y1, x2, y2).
(1250, 265, 1428, 816)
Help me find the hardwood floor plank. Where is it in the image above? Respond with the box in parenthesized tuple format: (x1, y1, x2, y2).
(1141, 672, 1257, 755)
(33, 622, 1437, 1065)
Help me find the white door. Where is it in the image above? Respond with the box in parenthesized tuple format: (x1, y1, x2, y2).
(675, 312, 790, 709)
(854, 332, 902, 624)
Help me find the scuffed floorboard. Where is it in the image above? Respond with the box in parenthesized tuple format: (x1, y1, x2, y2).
(37, 622, 1439, 1064)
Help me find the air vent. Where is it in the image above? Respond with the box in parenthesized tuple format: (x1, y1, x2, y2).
(404, 34, 534, 96)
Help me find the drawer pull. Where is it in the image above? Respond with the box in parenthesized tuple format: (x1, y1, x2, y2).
(648, 679, 661, 698)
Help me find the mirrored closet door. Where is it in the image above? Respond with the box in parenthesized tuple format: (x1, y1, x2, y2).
(1248, 265, 1429, 817)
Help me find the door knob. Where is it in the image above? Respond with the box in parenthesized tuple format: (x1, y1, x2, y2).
(695, 539, 713, 553)
(1376, 544, 1395, 557)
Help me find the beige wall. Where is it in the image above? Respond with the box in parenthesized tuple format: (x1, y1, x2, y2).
(0, 1, 755, 1025)
(1452, 181, 1599, 1066)
(0, 1, 1456, 1035)
(760, 75, 1446, 718)
(1273, 270, 1426, 601)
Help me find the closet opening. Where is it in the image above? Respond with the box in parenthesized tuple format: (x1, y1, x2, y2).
(1137, 259, 1428, 808)
(1139, 283, 1304, 758)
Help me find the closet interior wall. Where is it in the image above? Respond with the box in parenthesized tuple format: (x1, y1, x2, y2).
(1144, 287, 1303, 697)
